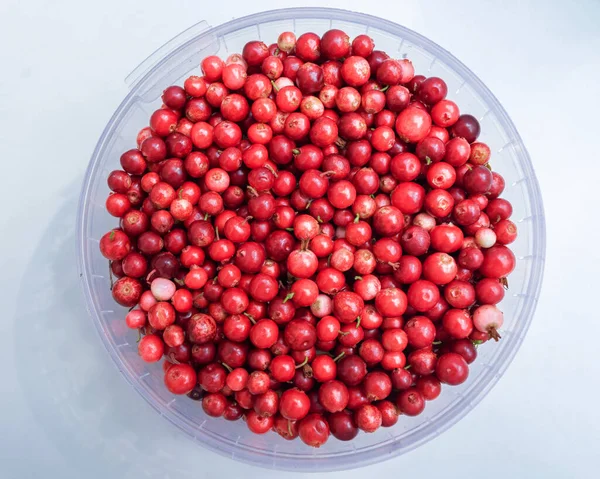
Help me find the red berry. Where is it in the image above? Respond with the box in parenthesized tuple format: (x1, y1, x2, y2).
(138, 334, 164, 362)
(396, 388, 425, 416)
(479, 245, 516, 278)
(407, 280, 440, 312)
(329, 410, 359, 441)
(278, 388, 310, 421)
(164, 363, 197, 394)
(112, 277, 142, 307)
(436, 352, 469, 385)
(375, 288, 408, 317)
(318, 380, 349, 412)
(404, 316, 436, 348)
(354, 404, 382, 433)
(298, 413, 329, 447)
(395, 106, 432, 143)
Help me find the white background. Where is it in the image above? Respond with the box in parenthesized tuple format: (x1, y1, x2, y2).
(1, 0, 599, 477)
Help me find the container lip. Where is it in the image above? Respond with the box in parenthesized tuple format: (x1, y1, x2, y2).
(77, 7, 546, 472)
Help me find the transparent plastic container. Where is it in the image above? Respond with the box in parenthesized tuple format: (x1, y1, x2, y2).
(77, 7, 546, 472)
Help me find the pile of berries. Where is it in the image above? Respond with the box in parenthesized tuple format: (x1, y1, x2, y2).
(99, 28, 517, 447)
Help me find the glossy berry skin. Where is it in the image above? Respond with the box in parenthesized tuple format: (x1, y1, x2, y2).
(249, 319, 279, 349)
(318, 380, 349, 413)
(333, 291, 364, 323)
(451, 114, 481, 143)
(273, 414, 299, 440)
(321, 29, 351, 60)
(418, 77, 447, 105)
(375, 288, 408, 317)
(363, 371, 392, 401)
(430, 224, 464, 253)
(391, 182, 425, 214)
(396, 388, 425, 416)
(406, 277, 439, 310)
(187, 313, 217, 344)
(254, 390, 279, 417)
(203, 393, 227, 417)
(298, 413, 330, 447)
(373, 206, 404, 237)
(284, 319, 317, 351)
(475, 278, 505, 304)
(164, 364, 197, 395)
(342, 56, 371, 87)
(423, 252, 458, 285)
(328, 180, 357, 209)
(463, 165, 493, 194)
(336, 355, 367, 387)
(431, 99, 459, 127)
(311, 355, 337, 382)
(395, 107, 432, 143)
(436, 352, 469, 385)
(442, 309, 474, 339)
(138, 334, 164, 362)
(415, 376, 442, 401)
(329, 410, 359, 441)
(408, 348, 437, 376)
(450, 339, 478, 364)
(376, 400, 399, 427)
(354, 404, 382, 433)
(381, 328, 408, 353)
(495, 219, 518, 245)
(479, 245, 516, 278)
(100, 230, 131, 261)
(246, 410, 275, 434)
(404, 316, 436, 349)
(112, 277, 142, 307)
(444, 280, 476, 309)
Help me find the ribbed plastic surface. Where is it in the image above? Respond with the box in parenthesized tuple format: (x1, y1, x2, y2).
(76, 8, 546, 472)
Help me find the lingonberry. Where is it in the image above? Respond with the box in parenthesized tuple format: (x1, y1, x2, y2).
(396, 388, 425, 416)
(451, 114, 481, 143)
(395, 106, 432, 143)
(298, 413, 329, 447)
(102, 29, 520, 446)
(436, 352, 469, 385)
(329, 410, 359, 441)
(336, 355, 367, 387)
(355, 404, 382, 433)
(138, 334, 164, 363)
(429, 99, 459, 127)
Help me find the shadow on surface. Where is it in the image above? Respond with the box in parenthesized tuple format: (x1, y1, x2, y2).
(13, 186, 216, 479)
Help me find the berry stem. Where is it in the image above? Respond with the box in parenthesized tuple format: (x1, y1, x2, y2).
(488, 326, 502, 342)
(221, 362, 233, 372)
(333, 351, 346, 362)
(283, 292, 294, 303)
(295, 356, 309, 369)
(243, 312, 256, 324)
